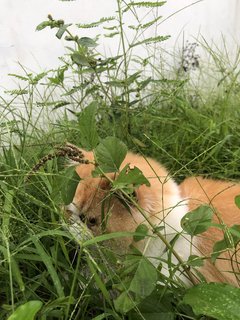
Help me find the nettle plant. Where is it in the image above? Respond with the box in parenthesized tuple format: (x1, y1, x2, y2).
(31, 1, 176, 139)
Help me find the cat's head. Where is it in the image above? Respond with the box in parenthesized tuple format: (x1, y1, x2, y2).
(65, 149, 185, 253)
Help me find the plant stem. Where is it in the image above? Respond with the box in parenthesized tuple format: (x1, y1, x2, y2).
(117, 0, 131, 139)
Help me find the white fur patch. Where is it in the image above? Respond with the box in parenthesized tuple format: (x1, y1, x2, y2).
(143, 184, 195, 284)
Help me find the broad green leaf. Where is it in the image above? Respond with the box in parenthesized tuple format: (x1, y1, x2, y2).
(114, 256, 157, 313)
(129, 258, 157, 298)
(78, 101, 99, 150)
(235, 195, 240, 209)
(61, 168, 80, 205)
(186, 255, 204, 267)
(78, 37, 98, 47)
(129, 286, 175, 319)
(211, 224, 240, 262)
(112, 164, 150, 191)
(183, 283, 240, 320)
(94, 137, 127, 173)
(114, 291, 137, 314)
(71, 52, 90, 66)
(133, 224, 149, 242)
(7, 300, 43, 320)
(181, 205, 213, 236)
(211, 238, 229, 262)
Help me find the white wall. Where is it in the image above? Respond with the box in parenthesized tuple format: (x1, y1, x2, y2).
(0, 0, 239, 94)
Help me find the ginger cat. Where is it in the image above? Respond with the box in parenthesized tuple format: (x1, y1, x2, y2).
(66, 150, 240, 286)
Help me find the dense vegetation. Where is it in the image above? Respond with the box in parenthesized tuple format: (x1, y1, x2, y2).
(1, 1, 240, 319)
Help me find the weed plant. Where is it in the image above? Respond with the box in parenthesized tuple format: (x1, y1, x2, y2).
(1, 1, 240, 319)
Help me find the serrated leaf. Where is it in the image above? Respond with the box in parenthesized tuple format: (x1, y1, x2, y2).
(104, 31, 119, 38)
(77, 16, 115, 29)
(128, 1, 166, 8)
(181, 205, 213, 236)
(78, 101, 99, 150)
(5, 89, 28, 96)
(7, 300, 43, 320)
(94, 137, 127, 173)
(130, 35, 170, 48)
(183, 283, 240, 320)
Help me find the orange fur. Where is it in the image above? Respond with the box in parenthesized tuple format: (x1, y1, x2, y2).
(67, 150, 240, 286)
(180, 177, 240, 285)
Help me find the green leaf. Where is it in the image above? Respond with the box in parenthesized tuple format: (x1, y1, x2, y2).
(211, 224, 240, 262)
(114, 256, 157, 313)
(181, 205, 213, 236)
(235, 195, 240, 209)
(113, 164, 150, 191)
(78, 101, 99, 150)
(36, 19, 64, 31)
(130, 35, 170, 48)
(94, 137, 127, 173)
(114, 291, 137, 314)
(211, 238, 229, 262)
(128, 1, 166, 8)
(7, 300, 43, 320)
(76, 16, 115, 29)
(129, 286, 175, 320)
(78, 37, 98, 47)
(31, 236, 65, 298)
(186, 255, 204, 267)
(71, 52, 90, 66)
(133, 224, 149, 242)
(183, 283, 240, 320)
(36, 20, 54, 31)
(56, 24, 71, 39)
(61, 167, 80, 205)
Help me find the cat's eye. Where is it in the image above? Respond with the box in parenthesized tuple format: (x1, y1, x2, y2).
(131, 191, 137, 199)
(79, 214, 86, 222)
(87, 217, 97, 227)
